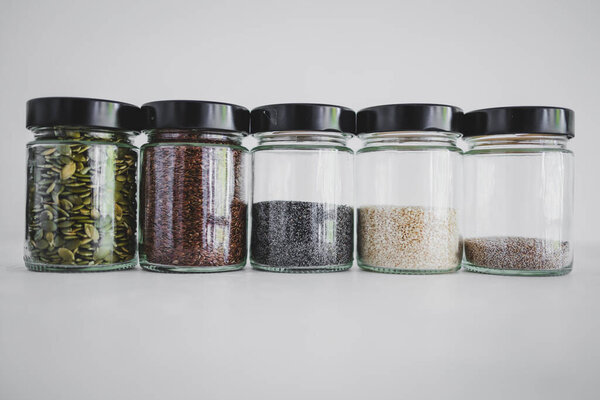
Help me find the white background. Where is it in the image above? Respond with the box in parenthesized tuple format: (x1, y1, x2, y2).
(1, 1, 599, 399)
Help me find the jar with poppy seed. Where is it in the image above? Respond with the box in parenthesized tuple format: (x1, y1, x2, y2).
(24, 97, 141, 272)
(139, 100, 250, 272)
(250, 103, 355, 273)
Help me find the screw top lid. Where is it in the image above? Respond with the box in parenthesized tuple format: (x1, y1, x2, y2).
(142, 100, 250, 133)
(357, 103, 463, 134)
(462, 106, 574, 138)
(251, 103, 356, 134)
(26, 97, 143, 132)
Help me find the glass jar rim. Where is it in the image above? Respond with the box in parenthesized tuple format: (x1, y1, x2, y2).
(29, 125, 139, 135)
(144, 128, 246, 136)
(358, 130, 461, 137)
(464, 132, 570, 141)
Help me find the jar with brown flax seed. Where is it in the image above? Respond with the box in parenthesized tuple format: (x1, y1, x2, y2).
(25, 97, 141, 272)
(356, 104, 463, 274)
(139, 100, 250, 272)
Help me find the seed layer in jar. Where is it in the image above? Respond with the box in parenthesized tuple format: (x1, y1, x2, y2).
(358, 206, 461, 271)
(464, 236, 570, 270)
(25, 132, 137, 267)
(251, 200, 353, 268)
(141, 140, 247, 267)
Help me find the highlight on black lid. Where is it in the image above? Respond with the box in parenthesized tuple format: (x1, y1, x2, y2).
(142, 100, 250, 133)
(250, 103, 356, 134)
(462, 106, 574, 138)
(26, 97, 143, 131)
(357, 103, 463, 134)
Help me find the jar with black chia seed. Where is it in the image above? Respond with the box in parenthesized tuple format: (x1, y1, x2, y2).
(25, 97, 141, 272)
(462, 106, 575, 276)
(139, 100, 250, 273)
(250, 103, 355, 273)
(356, 104, 463, 274)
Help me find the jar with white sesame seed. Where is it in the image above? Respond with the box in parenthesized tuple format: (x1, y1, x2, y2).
(462, 106, 574, 276)
(356, 104, 463, 274)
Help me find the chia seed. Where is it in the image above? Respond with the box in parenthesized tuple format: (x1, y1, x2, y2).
(250, 201, 353, 270)
(464, 236, 571, 271)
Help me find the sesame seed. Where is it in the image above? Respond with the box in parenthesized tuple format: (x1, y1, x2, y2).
(358, 206, 461, 271)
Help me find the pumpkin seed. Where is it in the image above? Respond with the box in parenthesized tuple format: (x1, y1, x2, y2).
(114, 204, 123, 221)
(94, 246, 111, 261)
(34, 229, 44, 241)
(41, 220, 57, 232)
(45, 182, 55, 194)
(26, 137, 137, 267)
(58, 248, 75, 262)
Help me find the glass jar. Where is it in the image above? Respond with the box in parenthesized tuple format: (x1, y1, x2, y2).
(250, 103, 355, 273)
(139, 101, 250, 273)
(356, 104, 463, 274)
(25, 97, 141, 272)
(462, 106, 575, 276)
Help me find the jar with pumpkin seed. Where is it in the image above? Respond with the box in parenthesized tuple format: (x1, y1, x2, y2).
(24, 97, 141, 272)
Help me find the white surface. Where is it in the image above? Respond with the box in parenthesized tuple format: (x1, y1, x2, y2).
(2, 1, 600, 399)
(1, 241, 600, 400)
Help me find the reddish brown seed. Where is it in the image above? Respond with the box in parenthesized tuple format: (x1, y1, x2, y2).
(141, 135, 247, 267)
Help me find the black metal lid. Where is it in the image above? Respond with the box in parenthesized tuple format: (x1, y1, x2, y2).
(463, 106, 574, 138)
(357, 103, 463, 134)
(142, 100, 250, 133)
(26, 97, 143, 131)
(250, 103, 356, 134)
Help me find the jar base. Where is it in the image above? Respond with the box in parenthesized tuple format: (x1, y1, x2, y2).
(462, 261, 572, 276)
(25, 259, 137, 273)
(251, 260, 352, 273)
(140, 257, 245, 273)
(358, 261, 460, 275)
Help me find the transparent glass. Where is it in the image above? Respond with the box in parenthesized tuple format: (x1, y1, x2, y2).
(139, 130, 249, 273)
(25, 127, 138, 272)
(356, 131, 462, 274)
(251, 131, 354, 272)
(463, 134, 574, 276)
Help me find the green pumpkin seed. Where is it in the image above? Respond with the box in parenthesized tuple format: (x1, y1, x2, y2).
(45, 182, 55, 194)
(61, 162, 76, 180)
(26, 139, 137, 267)
(40, 210, 53, 221)
(34, 229, 44, 241)
(58, 248, 75, 262)
(84, 224, 100, 242)
(114, 204, 123, 221)
(94, 246, 111, 261)
(41, 220, 57, 232)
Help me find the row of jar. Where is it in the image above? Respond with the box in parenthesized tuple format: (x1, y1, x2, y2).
(24, 98, 574, 276)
